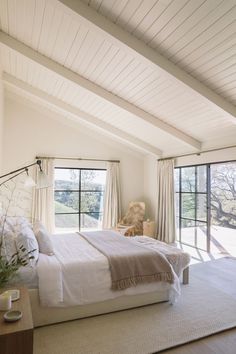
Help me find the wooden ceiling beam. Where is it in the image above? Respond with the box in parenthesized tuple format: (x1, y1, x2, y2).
(0, 31, 201, 150)
(58, 0, 236, 120)
(3, 73, 162, 156)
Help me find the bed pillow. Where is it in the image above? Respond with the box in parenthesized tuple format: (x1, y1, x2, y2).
(16, 225, 39, 267)
(0, 221, 18, 262)
(33, 221, 54, 256)
(1, 227, 17, 262)
(5, 216, 31, 233)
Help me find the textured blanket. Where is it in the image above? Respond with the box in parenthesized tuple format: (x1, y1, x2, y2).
(133, 236, 191, 277)
(79, 231, 175, 291)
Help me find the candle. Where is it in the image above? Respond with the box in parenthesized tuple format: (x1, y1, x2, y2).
(0, 293, 12, 311)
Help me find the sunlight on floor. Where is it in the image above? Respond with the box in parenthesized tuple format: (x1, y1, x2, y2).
(177, 226, 236, 265)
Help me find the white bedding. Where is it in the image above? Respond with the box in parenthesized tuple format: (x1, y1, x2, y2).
(9, 265, 39, 289)
(36, 233, 186, 307)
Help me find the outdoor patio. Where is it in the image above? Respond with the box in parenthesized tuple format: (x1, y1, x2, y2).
(177, 226, 236, 264)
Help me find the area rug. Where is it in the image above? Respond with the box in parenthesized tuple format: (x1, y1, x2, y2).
(34, 258, 236, 354)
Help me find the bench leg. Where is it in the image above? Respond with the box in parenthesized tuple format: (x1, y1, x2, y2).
(182, 267, 189, 285)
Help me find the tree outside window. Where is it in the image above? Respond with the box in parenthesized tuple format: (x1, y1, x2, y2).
(54, 168, 106, 232)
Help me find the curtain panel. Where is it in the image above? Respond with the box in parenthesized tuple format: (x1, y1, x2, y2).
(102, 162, 121, 229)
(156, 159, 176, 243)
(31, 159, 55, 233)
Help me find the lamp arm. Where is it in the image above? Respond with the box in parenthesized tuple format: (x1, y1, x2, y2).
(0, 160, 41, 180)
(0, 170, 27, 187)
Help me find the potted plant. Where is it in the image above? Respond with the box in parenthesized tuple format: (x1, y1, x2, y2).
(0, 180, 35, 289)
(0, 244, 35, 289)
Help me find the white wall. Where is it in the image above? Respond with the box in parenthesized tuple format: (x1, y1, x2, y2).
(175, 147, 236, 167)
(2, 93, 147, 216)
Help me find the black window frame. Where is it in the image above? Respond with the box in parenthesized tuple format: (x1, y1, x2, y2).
(175, 164, 210, 252)
(175, 159, 236, 252)
(54, 167, 106, 231)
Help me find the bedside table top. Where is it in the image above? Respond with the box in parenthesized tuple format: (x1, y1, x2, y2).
(0, 287, 33, 335)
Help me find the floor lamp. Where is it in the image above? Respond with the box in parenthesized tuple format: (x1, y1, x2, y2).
(0, 160, 50, 189)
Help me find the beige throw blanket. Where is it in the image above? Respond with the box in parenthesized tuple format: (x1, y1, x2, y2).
(79, 231, 175, 291)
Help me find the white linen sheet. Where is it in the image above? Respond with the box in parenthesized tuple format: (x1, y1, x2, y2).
(37, 253, 63, 306)
(37, 233, 182, 307)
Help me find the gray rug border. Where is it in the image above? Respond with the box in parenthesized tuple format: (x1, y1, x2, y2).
(155, 324, 236, 353)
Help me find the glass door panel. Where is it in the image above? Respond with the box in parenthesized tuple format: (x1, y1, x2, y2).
(210, 162, 236, 253)
(197, 165, 207, 192)
(175, 165, 209, 251)
(181, 167, 195, 192)
(196, 194, 207, 222)
(181, 193, 195, 219)
(196, 222, 208, 250)
(175, 161, 236, 253)
(180, 219, 195, 247)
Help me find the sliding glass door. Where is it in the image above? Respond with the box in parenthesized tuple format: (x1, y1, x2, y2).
(175, 161, 236, 253)
(175, 165, 210, 251)
(210, 162, 236, 253)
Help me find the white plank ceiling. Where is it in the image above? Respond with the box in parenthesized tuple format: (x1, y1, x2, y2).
(0, 0, 235, 157)
(81, 0, 236, 106)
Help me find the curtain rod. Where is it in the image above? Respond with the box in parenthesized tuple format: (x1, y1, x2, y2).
(36, 156, 120, 163)
(158, 144, 236, 161)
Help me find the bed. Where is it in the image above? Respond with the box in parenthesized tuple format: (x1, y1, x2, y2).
(12, 231, 190, 327)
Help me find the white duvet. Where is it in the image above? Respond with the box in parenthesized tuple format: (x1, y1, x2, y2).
(37, 233, 184, 307)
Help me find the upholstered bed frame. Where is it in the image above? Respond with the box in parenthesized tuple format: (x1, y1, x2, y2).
(30, 267, 189, 327)
(29, 288, 169, 327)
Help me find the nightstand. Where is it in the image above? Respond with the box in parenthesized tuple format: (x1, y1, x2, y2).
(0, 287, 33, 354)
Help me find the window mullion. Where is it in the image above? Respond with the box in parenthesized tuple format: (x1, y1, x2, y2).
(207, 164, 211, 252)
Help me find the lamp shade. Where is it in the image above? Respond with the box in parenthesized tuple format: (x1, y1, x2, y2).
(0, 160, 50, 190)
(36, 171, 51, 189)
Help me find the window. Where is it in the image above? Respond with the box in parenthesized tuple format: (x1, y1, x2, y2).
(175, 161, 236, 253)
(54, 168, 106, 232)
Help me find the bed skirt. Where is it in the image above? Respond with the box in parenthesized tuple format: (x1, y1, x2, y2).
(29, 289, 170, 327)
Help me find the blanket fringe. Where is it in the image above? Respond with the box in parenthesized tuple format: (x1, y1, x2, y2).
(111, 272, 174, 291)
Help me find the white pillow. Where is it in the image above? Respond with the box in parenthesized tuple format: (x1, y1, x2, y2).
(5, 216, 31, 233)
(16, 225, 39, 267)
(33, 222, 54, 256)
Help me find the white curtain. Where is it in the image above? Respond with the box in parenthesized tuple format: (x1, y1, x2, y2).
(102, 162, 121, 229)
(31, 159, 55, 233)
(156, 159, 176, 243)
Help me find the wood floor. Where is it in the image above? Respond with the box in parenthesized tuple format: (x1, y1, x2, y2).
(160, 256, 236, 354)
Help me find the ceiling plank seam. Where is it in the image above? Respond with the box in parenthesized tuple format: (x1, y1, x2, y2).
(0, 31, 202, 150)
(3, 73, 162, 156)
(58, 0, 236, 120)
